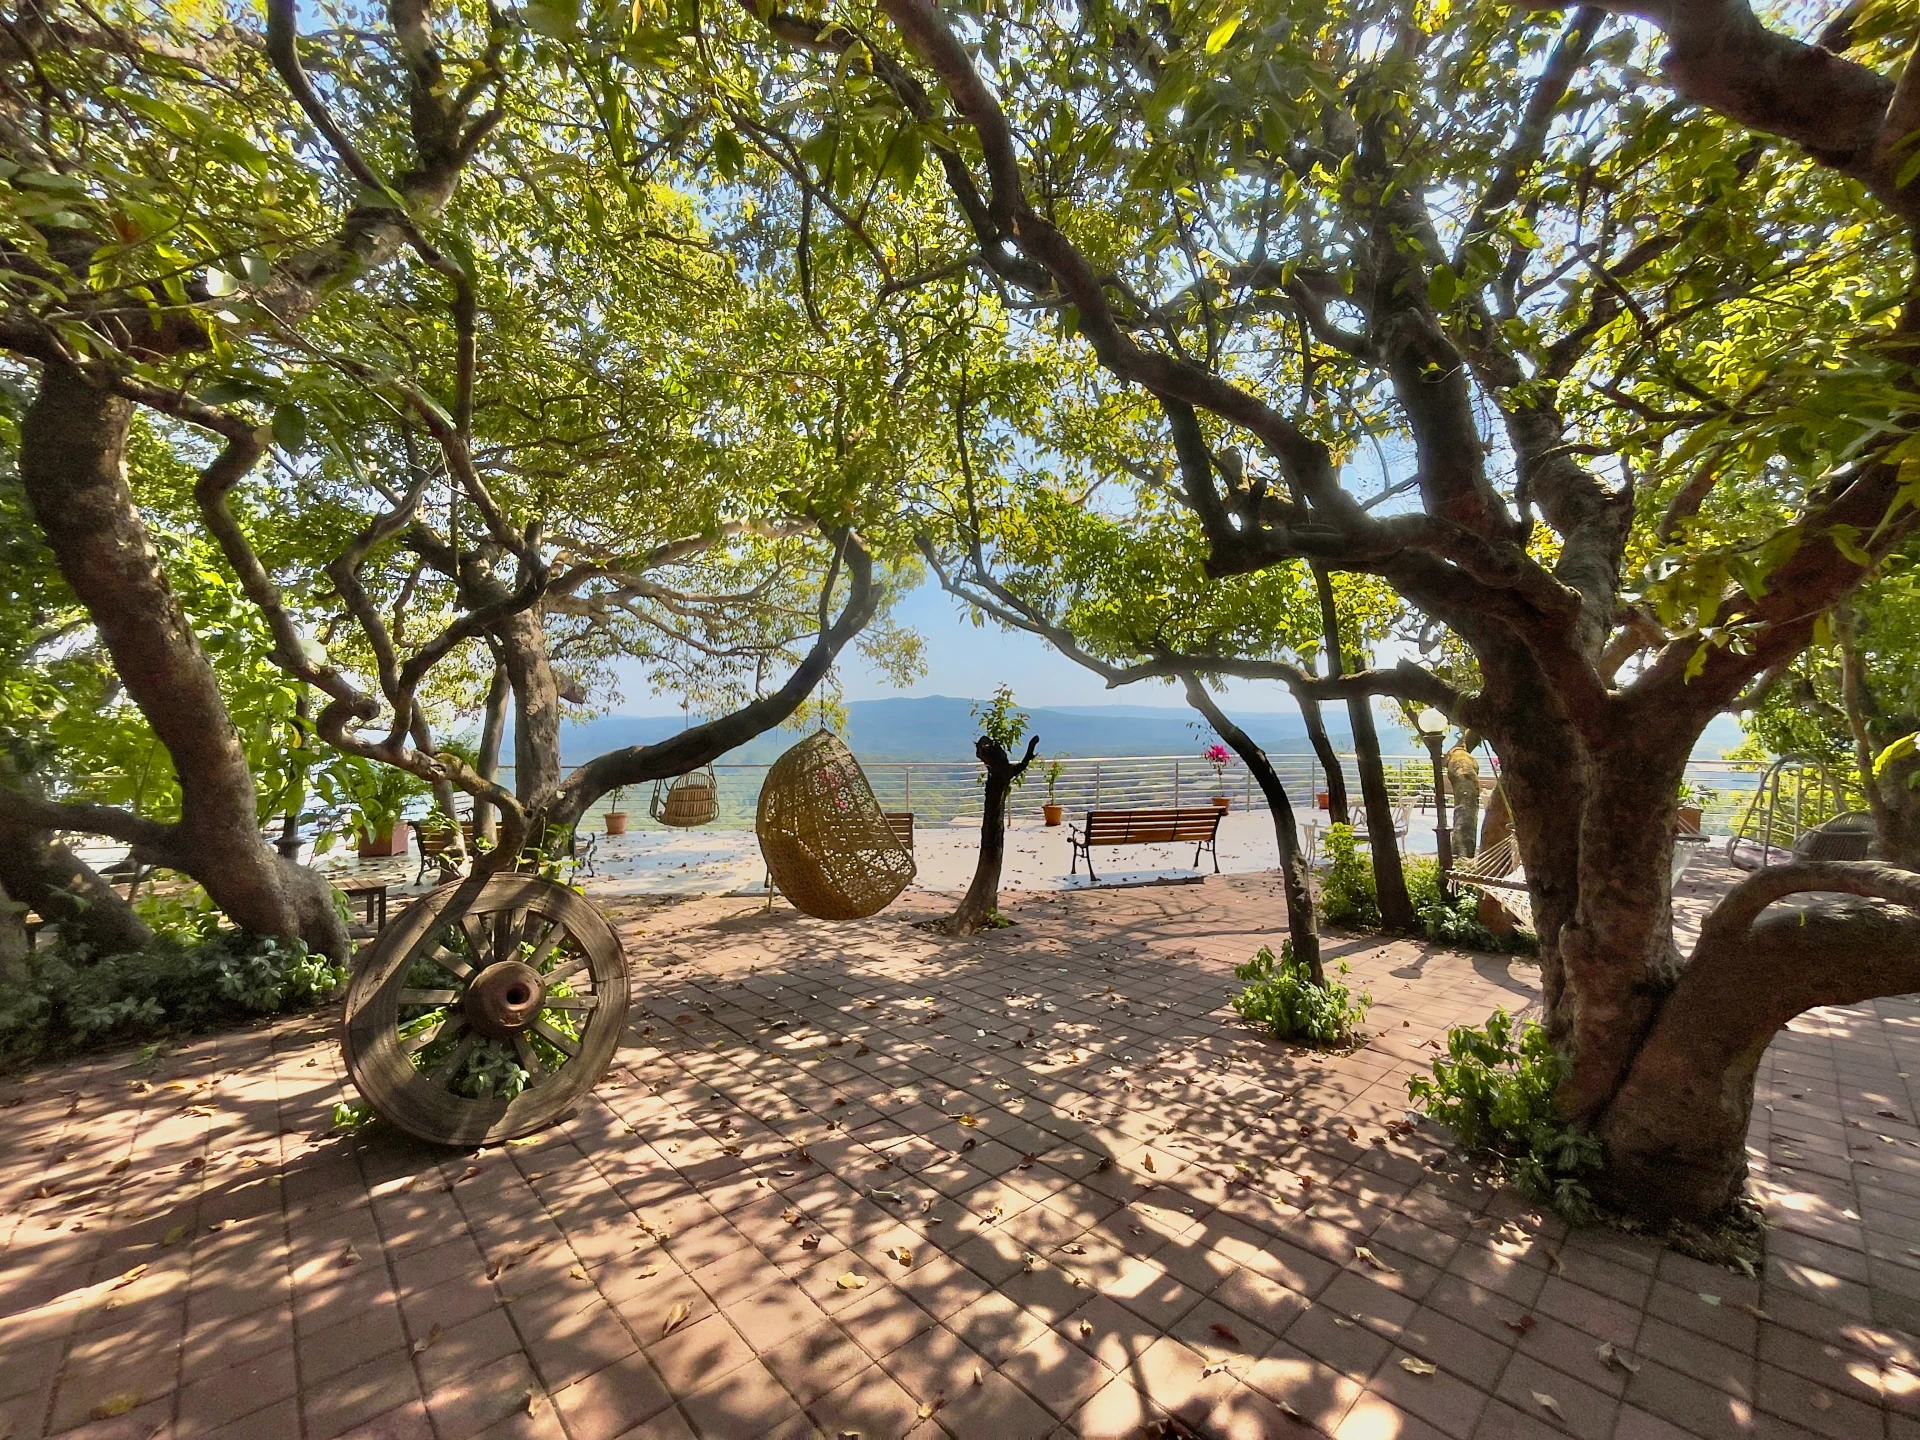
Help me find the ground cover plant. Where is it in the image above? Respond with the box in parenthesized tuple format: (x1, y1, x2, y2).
(1230, 942, 1371, 1046)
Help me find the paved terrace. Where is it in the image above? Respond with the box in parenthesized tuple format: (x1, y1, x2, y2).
(4, 863, 1919, 1440)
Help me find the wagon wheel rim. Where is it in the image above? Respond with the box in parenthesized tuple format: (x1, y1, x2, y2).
(343, 874, 630, 1147)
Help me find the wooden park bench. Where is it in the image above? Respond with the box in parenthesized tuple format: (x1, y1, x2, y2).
(884, 812, 914, 851)
(1068, 806, 1224, 882)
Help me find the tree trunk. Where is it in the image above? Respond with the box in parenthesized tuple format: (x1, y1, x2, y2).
(1314, 565, 1413, 929)
(18, 359, 348, 960)
(500, 607, 562, 822)
(1840, 627, 1920, 870)
(1595, 863, 1920, 1219)
(1294, 685, 1351, 826)
(474, 660, 510, 846)
(0, 797, 152, 954)
(1446, 744, 1481, 860)
(0, 878, 28, 988)
(940, 734, 1040, 935)
(1183, 677, 1323, 982)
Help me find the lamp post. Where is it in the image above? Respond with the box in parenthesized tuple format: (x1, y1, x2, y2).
(1416, 707, 1452, 891)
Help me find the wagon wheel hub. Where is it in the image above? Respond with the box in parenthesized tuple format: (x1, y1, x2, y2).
(461, 960, 547, 1039)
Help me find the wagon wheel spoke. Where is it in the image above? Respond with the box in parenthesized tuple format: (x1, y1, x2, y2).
(540, 994, 600, 1011)
(427, 942, 474, 981)
(530, 1018, 580, 1058)
(403, 1012, 463, 1056)
(543, 953, 590, 987)
(428, 1031, 480, 1085)
(511, 1032, 547, 1084)
(522, 923, 566, 974)
(399, 988, 459, 1006)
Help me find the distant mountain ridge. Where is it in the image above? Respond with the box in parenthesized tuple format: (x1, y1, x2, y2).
(506, 693, 1746, 765)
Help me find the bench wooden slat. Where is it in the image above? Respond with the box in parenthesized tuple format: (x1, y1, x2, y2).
(1080, 807, 1224, 846)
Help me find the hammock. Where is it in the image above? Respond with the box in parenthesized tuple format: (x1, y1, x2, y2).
(756, 731, 916, 920)
(651, 765, 719, 828)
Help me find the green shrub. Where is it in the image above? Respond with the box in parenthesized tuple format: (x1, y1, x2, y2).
(1318, 824, 1379, 927)
(1404, 858, 1535, 953)
(1406, 1009, 1601, 1221)
(0, 928, 349, 1069)
(1230, 942, 1371, 1045)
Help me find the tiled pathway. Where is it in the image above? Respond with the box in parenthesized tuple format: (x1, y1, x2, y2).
(5, 871, 1920, 1440)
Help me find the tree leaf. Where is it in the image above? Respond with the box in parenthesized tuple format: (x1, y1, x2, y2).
(1205, 16, 1241, 52)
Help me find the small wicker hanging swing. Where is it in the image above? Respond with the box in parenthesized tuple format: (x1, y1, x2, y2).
(651, 765, 719, 828)
(757, 730, 915, 920)
(648, 701, 720, 828)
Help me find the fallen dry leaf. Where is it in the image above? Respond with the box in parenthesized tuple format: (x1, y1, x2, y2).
(1202, 1360, 1232, 1378)
(1533, 1391, 1565, 1421)
(1355, 1246, 1397, 1274)
(662, 1301, 691, 1336)
(916, 1396, 947, 1420)
(161, 1225, 188, 1246)
(637, 1265, 659, 1278)
(1210, 1322, 1243, 1346)
(888, 1246, 913, 1267)
(524, 1388, 545, 1417)
(1142, 1152, 1157, 1173)
(800, 1233, 821, 1249)
(411, 1322, 443, 1355)
(1545, 1249, 1565, 1275)
(1400, 1357, 1438, 1376)
(1698, 1292, 1721, 1306)
(89, 1393, 141, 1420)
(1079, 1319, 1094, 1337)
(838, 1272, 869, 1290)
(958, 1113, 979, 1128)
(114, 1264, 148, 1288)
(1597, 1341, 1641, 1374)
(1506, 1314, 1537, 1335)
(568, 1265, 587, 1281)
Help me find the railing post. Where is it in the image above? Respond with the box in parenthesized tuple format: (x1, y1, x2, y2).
(1174, 759, 1181, 809)
(1095, 762, 1102, 807)
(904, 767, 911, 813)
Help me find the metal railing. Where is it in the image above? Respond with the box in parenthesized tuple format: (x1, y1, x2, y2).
(511, 752, 1776, 834)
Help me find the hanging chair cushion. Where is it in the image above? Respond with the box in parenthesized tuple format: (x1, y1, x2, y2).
(757, 731, 916, 920)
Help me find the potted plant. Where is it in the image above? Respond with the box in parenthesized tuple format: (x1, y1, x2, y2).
(604, 787, 629, 835)
(1205, 743, 1233, 811)
(1677, 781, 1704, 835)
(1042, 757, 1066, 826)
(342, 761, 427, 858)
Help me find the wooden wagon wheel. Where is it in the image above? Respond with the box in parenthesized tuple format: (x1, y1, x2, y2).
(343, 873, 629, 1147)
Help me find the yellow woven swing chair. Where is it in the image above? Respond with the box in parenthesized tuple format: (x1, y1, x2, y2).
(756, 730, 915, 920)
(650, 764, 720, 828)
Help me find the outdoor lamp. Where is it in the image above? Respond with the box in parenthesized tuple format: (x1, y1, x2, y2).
(1415, 707, 1453, 885)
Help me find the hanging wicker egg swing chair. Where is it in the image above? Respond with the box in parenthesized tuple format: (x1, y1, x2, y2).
(756, 730, 915, 920)
(650, 764, 719, 828)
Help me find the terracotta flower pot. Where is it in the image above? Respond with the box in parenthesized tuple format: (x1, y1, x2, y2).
(1213, 796, 1231, 812)
(1043, 803, 1063, 827)
(605, 811, 629, 836)
(357, 822, 410, 858)
(1316, 791, 1330, 811)
(1677, 805, 1703, 835)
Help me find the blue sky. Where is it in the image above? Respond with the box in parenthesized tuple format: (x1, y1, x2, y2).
(612, 573, 1314, 716)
